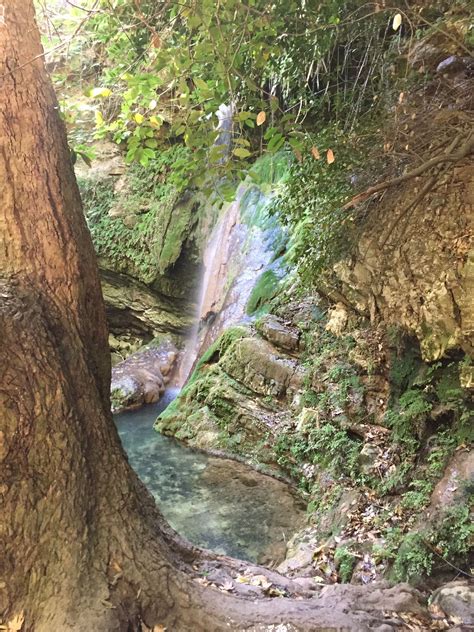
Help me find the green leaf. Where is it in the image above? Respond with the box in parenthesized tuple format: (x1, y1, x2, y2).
(187, 15, 202, 28)
(233, 147, 252, 158)
(237, 111, 253, 122)
(194, 77, 208, 90)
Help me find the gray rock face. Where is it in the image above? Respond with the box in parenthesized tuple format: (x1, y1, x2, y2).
(111, 342, 177, 413)
(219, 334, 305, 400)
(101, 268, 195, 343)
(256, 314, 300, 353)
(431, 580, 474, 625)
(358, 443, 381, 476)
(331, 162, 474, 361)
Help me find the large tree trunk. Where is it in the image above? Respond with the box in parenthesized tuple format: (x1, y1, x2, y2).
(0, 3, 429, 631)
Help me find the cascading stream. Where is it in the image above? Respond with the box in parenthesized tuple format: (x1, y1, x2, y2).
(176, 181, 282, 386)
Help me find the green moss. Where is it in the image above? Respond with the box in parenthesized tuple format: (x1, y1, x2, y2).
(274, 121, 382, 287)
(246, 268, 281, 315)
(334, 546, 357, 583)
(79, 145, 199, 284)
(248, 151, 292, 187)
(194, 326, 249, 372)
(156, 328, 250, 438)
(391, 533, 433, 583)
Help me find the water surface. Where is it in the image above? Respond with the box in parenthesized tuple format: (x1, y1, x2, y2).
(115, 390, 305, 564)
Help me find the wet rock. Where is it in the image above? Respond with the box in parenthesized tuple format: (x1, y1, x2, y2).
(220, 336, 305, 399)
(256, 315, 300, 353)
(111, 342, 177, 413)
(431, 580, 474, 624)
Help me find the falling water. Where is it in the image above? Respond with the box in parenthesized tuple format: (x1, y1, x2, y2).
(176, 182, 284, 386)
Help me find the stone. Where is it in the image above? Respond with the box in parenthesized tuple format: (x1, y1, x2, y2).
(358, 443, 381, 476)
(431, 580, 474, 625)
(325, 302, 349, 336)
(426, 449, 474, 517)
(256, 314, 300, 353)
(277, 544, 315, 577)
(122, 214, 139, 228)
(220, 336, 305, 399)
(436, 56, 474, 76)
(111, 341, 178, 413)
(296, 407, 319, 433)
(460, 362, 474, 388)
(332, 162, 474, 360)
(101, 268, 194, 340)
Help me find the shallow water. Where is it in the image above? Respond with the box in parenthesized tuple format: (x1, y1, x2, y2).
(115, 390, 305, 564)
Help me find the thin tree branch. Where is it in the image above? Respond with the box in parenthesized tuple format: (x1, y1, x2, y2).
(0, 0, 99, 82)
(344, 131, 474, 209)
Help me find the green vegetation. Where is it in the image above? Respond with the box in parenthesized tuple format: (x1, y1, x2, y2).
(38, 0, 474, 591)
(274, 124, 376, 285)
(79, 145, 199, 282)
(246, 269, 282, 316)
(379, 346, 473, 495)
(40, 1, 464, 192)
(334, 546, 357, 583)
(379, 502, 474, 584)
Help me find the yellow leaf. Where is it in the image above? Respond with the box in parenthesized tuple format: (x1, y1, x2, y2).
(150, 116, 163, 129)
(311, 146, 320, 160)
(256, 111, 266, 126)
(134, 113, 144, 125)
(392, 13, 402, 31)
(7, 613, 24, 632)
(326, 148, 335, 164)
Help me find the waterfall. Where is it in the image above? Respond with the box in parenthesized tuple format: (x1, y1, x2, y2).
(174, 108, 287, 386)
(176, 180, 285, 386)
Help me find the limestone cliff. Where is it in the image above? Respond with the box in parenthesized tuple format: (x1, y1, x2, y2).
(77, 142, 212, 352)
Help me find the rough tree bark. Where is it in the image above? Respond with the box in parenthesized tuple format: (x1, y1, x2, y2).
(0, 3, 429, 631)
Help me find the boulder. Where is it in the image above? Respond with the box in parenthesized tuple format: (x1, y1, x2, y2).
(111, 342, 178, 413)
(256, 314, 300, 353)
(431, 580, 474, 625)
(220, 336, 305, 399)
